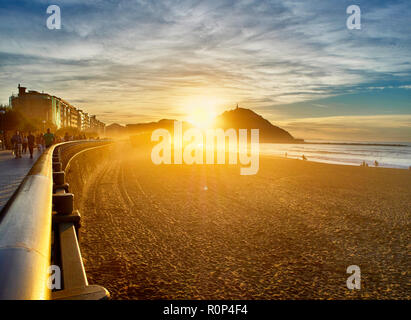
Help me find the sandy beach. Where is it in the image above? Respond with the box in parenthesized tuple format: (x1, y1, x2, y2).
(69, 142, 410, 300)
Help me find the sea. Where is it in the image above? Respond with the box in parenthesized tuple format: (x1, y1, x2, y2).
(259, 140, 411, 169)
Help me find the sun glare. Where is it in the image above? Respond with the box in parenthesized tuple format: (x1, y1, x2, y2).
(187, 107, 217, 129)
(183, 96, 222, 129)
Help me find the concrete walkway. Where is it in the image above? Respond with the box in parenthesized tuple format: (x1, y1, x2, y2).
(0, 149, 41, 212)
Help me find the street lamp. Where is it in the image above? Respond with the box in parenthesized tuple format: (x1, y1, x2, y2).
(0, 110, 5, 150)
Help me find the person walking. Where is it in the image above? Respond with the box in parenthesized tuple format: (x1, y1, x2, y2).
(43, 128, 55, 148)
(22, 135, 28, 154)
(27, 131, 35, 159)
(11, 131, 22, 159)
(36, 134, 43, 153)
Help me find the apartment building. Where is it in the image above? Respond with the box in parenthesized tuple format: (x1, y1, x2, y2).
(10, 85, 105, 134)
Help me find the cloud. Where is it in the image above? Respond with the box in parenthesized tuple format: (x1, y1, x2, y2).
(0, 0, 410, 139)
(277, 114, 411, 142)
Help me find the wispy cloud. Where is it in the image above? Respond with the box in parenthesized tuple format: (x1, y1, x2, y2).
(278, 114, 411, 141)
(0, 0, 410, 140)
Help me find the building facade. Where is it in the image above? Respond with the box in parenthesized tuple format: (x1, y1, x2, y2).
(10, 85, 105, 135)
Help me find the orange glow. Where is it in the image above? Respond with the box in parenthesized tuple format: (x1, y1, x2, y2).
(182, 96, 225, 129)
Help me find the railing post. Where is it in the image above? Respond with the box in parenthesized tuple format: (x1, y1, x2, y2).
(51, 143, 109, 300)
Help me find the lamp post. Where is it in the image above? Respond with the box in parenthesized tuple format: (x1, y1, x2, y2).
(0, 110, 5, 150)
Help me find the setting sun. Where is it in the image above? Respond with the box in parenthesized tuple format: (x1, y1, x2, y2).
(187, 107, 217, 129)
(182, 96, 225, 129)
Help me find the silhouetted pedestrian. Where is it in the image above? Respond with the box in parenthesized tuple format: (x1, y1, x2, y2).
(11, 131, 22, 158)
(43, 128, 55, 148)
(22, 135, 28, 154)
(361, 161, 368, 167)
(36, 134, 43, 153)
(27, 131, 35, 159)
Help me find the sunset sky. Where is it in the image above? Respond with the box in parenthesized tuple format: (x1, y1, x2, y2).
(0, 0, 410, 141)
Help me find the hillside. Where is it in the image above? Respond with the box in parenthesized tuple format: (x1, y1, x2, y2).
(127, 119, 193, 135)
(214, 107, 296, 142)
(126, 107, 299, 143)
(105, 123, 126, 136)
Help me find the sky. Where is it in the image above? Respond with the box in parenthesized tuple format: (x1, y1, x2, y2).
(0, 0, 410, 141)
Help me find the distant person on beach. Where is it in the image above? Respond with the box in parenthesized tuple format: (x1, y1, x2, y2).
(43, 128, 55, 148)
(374, 160, 379, 167)
(27, 131, 35, 159)
(11, 131, 22, 159)
(302, 154, 307, 161)
(285, 152, 287, 158)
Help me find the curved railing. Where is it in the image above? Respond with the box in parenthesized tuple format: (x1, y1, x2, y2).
(0, 141, 111, 300)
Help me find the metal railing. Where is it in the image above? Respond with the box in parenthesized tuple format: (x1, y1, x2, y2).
(0, 142, 56, 299)
(0, 141, 111, 300)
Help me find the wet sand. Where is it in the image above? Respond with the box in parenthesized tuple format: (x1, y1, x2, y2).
(72, 142, 410, 299)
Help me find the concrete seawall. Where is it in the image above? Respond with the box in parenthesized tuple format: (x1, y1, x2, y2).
(64, 143, 114, 216)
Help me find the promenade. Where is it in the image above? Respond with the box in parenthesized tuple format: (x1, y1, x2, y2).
(0, 149, 40, 212)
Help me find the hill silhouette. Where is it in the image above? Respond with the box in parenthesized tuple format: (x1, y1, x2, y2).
(123, 107, 299, 143)
(105, 123, 126, 136)
(214, 107, 296, 142)
(127, 119, 193, 135)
